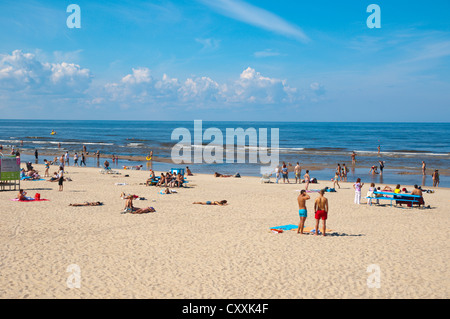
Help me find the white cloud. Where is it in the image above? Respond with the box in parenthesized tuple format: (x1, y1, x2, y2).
(102, 66, 301, 107)
(198, 0, 309, 42)
(0, 50, 91, 94)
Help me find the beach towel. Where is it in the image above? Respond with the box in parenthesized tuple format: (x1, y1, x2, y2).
(270, 224, 298, 231)
(269, 224, 333, 234)
(11, 198, 49, 202)
(305, 189, 322, 193)
(21, 177, 45, 181)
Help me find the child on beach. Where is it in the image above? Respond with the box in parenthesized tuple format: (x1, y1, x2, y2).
(367, 183, 378, 206)
(332, 171, 340, 189)
(44, 159, 50, 177)
(353, 178, 364, 204)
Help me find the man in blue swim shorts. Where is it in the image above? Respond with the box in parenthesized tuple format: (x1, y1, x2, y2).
(297, 190, 310, 234)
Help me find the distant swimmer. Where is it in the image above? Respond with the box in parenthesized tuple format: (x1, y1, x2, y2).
(51, 130, 56, 135)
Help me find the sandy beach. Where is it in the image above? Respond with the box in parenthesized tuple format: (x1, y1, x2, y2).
(0, 164, 449, 299)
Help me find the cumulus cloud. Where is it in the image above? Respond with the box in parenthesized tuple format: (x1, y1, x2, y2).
(101, 66, 301, 107)
(0, 50, 91, 94)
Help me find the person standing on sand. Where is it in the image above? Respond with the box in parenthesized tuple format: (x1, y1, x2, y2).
(60, 154, 65, 169)
(34, 149, 38, 163)
(73, 153, 79, 166)
(281, 163, 289, 184)
(80, 152, 86, 167)
(314, 189, 329, 236)
(336, 163, 342, 181)
(304, 170, 310, 190)
(65, 151, 69, 166)
(58, 166, 64, 192)
(432, 170, 439, 187)
(297, 190, 310, 234)
(422, 161, 426, 176)
(353, 178, 364, 204)
(294, 162, 302, 184)
(44, 159, 50, 177)
(275, 165, 280, 184)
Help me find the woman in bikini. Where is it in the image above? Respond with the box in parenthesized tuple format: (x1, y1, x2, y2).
(193, 200, 228, 206)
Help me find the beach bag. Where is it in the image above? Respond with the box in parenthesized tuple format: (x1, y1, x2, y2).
(271, 229, 283, 234)
(35, 193, 41, 200)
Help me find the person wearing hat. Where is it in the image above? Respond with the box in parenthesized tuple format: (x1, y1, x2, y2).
(432, 170, 440, 187)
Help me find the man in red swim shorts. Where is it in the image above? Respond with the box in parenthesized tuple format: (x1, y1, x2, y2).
(314, 189, 329, 236)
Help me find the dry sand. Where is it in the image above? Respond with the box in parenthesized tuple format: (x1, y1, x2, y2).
(0, 164, 449, 299)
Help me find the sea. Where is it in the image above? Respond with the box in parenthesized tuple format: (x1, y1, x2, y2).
(0, 120, 449, 187)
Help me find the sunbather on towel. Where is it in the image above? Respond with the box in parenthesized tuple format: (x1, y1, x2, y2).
(17, 189, 28, 201)
(130, 206, 156, 214)
(69, 202, 103, 206)
(193, 200, 228, 206)
(214, 172, 233, 178)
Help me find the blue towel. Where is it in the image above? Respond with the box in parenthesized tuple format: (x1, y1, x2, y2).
(270, 224, 298, 231)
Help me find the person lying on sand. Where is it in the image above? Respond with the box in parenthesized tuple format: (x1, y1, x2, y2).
(382, 185, 393, 192)
(69, 202, 103, 206)
(130, 206, 156, 214)
(17, 189, 28, 201)
(214, 172, 233, 178)
(193, 200, 228, 206)
(162, 187, 177, 194)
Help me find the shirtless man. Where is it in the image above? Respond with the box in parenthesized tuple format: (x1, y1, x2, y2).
(294, 162, 302, 184)
(432, 170, 439, 187)
(411, 185, 425, 207)
(351, 151, 356, 165)
(297, 190, 310, 234)
(422, 161, 426, 176)
(314, 189, 329, 236)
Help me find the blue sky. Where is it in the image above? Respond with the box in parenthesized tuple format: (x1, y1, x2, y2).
(0, 0, 449, 121)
